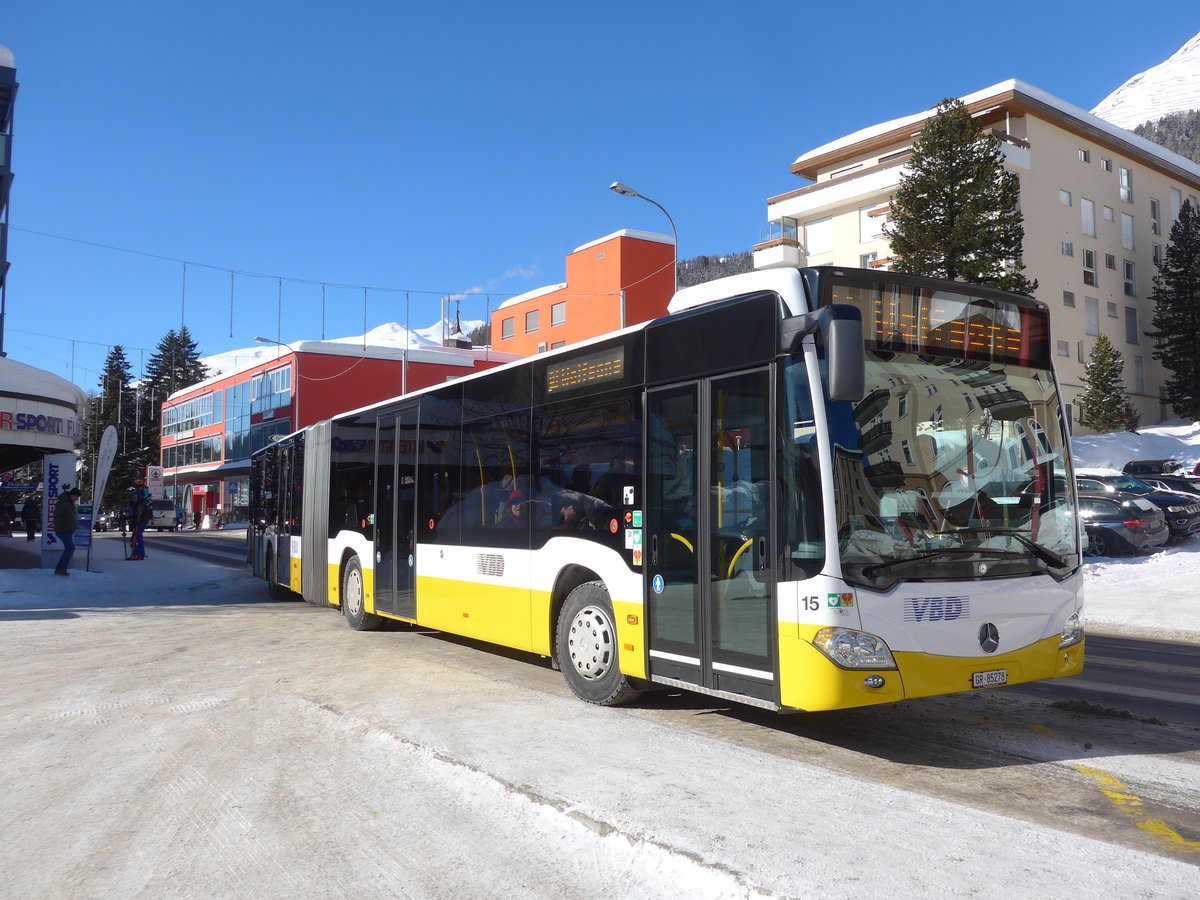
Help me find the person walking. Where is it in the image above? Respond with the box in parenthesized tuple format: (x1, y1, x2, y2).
(22, 496, 40, 542)
(53, 488, 81, 576)
(193, 509, 202, 531)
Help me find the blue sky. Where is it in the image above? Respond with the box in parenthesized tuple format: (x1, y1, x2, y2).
(3, 1, 1198, 392)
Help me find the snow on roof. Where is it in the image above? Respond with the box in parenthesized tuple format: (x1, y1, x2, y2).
(572, 229, 674, 253)
(171, 340, 512, 401)
(793, 79, 1200, 182)
(497, 283, 567, 311)
(0, 357, 87, 410)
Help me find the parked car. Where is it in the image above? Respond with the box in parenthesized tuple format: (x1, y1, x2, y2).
(149, 498, 180, 531)
(93, 511, 113, 532)
(1142, 475, 1200, 497)
(1077, 491, 1170, 556)
(1122, 459, 1187, 476)
(1076, 472, 1200, 541)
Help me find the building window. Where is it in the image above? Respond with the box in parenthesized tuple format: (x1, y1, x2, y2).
(1062, 290, 1075, 308)
(1124, 261, 1136, 298)
(804, 216, 833, 255)
(860, 251, 878, 267)
(898, 394, 908, 418)
(1106, 301, 1118, 318)
(1078, 148, 1090, 163)
(525, 310, 539, 333)
(1125, 306, 1139, 344)
(1171, 187, 1183, 220)
(1083, 249, 1097, 286)
(1085, 297, 1099, 336)
(550, 341, 566, 349)
(1081, 198, 1096, 237)
(961, 392, 975, 412)
(1134, 356, 1145, 394)
(1059, 189, 1072, 206)
(1103, 205, 1114, 223)
(1121, 213, 1135, 250)
(1153, 243, 1162, 265)
(859, 205, 884, 242)
(1119, 166, 1132, 203)
(1151, 199, 1161, 235)
(1104, 253, 1116, 270)
(551, 301, 566, 327)
(501, 317, 514, 340)
(1077, 341, 1085, 363)
(1056, 340, 1069, 357)
(780, 216, 798, 242)
(900, 439, 914, 466)
(1061, 241, 1074, 257)
(1101, 158, 1113, 172)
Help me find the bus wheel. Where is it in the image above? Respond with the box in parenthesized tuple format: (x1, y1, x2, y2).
(342, 556, 381, 631)
(264, 549, 290, 601)
(556, 581, 640, 706)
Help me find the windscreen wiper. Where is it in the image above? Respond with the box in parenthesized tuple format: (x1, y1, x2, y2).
(860, 547, 986, 579)
(947, 527, 1068, 569)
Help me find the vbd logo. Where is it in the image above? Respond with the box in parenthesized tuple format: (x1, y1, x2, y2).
(903, 596, 970, 622)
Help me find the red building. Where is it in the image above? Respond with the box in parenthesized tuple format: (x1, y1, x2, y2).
(161, 340, 516, 523)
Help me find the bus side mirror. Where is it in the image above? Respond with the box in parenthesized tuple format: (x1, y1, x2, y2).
(780, 305, 865, 402)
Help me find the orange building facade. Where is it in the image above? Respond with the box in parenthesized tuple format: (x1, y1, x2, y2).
(160, 342, 516, 523)
(491, 230, 675, 357)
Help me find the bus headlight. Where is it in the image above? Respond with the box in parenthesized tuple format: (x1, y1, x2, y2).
(813, 627, 896, 669)
(1059, 612, 1084, 649)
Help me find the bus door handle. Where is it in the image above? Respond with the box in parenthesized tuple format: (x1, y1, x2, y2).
(756, 536, 767, 571)
(651, 534, 658, 567)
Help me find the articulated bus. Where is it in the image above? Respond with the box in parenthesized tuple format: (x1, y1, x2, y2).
(249, 266, 1084, 712)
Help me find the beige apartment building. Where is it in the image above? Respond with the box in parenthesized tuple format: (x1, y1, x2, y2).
(754, 79, 1200, 431)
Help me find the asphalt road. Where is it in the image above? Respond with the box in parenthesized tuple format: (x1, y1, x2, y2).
(21, 531, 1190, 895)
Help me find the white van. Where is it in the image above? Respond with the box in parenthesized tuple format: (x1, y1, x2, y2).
(150, 499, 180, 531)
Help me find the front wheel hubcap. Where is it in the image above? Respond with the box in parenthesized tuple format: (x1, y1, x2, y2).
(346, 569, 363, 616)
(567, 605, 616, 681)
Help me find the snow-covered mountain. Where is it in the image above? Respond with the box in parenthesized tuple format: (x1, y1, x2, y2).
(1091, 31, 1200, 130)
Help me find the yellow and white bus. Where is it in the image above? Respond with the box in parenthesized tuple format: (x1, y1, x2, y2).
(249, 266, 1084, 712)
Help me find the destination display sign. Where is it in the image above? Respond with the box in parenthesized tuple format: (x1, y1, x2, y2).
(545, 347, 625, 394)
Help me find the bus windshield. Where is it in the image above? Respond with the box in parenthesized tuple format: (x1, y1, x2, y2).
(817, 277, 1078, 590)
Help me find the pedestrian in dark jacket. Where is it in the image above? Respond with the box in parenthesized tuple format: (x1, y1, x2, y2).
(22, 497, 40, 542)
(54, 488, 81, 576)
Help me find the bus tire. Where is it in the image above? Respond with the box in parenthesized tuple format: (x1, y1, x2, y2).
(342, 556, 381, 631)
(556, 581, 640, 706)
(264, 548, 290, 601)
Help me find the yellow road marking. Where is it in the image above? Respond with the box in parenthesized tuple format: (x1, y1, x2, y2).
(1073, 763, 1199, 856)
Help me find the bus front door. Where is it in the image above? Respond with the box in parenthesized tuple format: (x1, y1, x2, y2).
(646, 370, 776, 706)
(373, 408, 418, 620)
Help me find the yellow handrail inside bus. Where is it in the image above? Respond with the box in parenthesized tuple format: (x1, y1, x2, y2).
(670, 533, 694, 554)
(727, 538, 753, 578)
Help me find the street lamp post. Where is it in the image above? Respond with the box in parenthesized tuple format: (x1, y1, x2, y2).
(609, 181, 678, 294)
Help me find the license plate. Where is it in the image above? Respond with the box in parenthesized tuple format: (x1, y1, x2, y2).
(972, 669, 1008, 688)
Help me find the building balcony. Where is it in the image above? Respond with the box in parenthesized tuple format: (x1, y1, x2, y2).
(858, 421, 893, 455)
(853, 387, 891, 426)
(864, 460, 906, 488)
(752, 238, 804, 270)
(979, 389, 1033, 420)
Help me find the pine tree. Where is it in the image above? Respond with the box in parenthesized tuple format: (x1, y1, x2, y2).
(141, 326, 210, 479)
(1147, 200, 1200, 420)
(78, 346, 155, 509)
(884, 98, 1037, 295)
(1077, 334, 1139, 432)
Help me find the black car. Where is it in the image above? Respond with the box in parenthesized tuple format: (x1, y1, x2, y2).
(1142, 475, 1200, 498)
(1122, 459, 1187, 476)
(1076, 472, 1200, 541)
(1077, 490, 1170, 556)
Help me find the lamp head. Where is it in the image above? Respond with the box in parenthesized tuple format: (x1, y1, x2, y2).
(609, 181, 639, 198)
